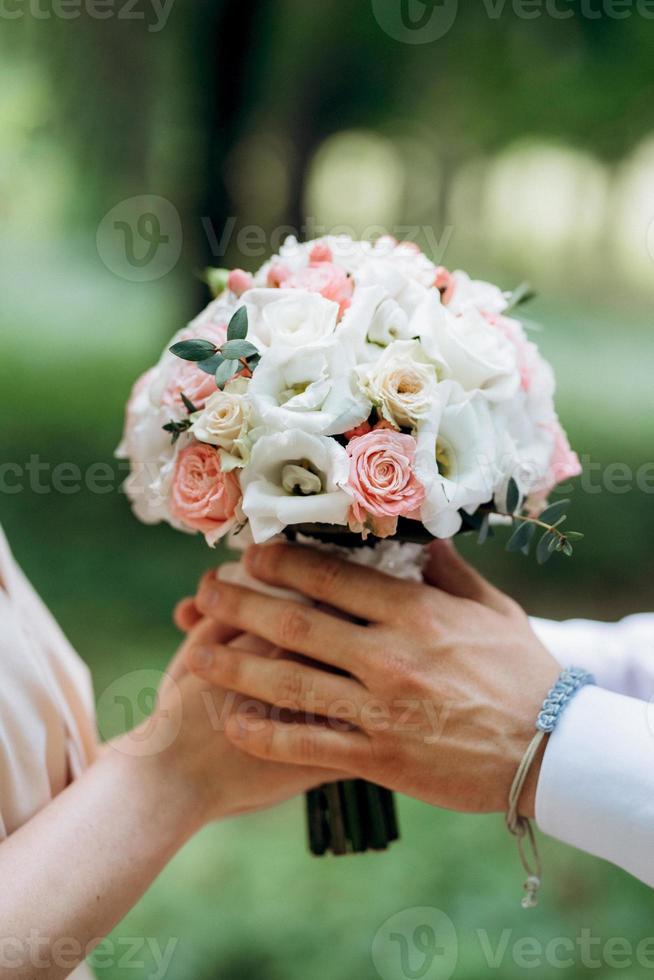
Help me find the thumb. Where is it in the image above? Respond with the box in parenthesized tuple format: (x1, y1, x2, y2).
(424, 540, 513, 615)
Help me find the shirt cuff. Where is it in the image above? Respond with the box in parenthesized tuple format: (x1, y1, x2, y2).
(536, 685, 654, 885)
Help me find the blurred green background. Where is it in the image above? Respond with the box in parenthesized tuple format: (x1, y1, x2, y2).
(1, 2, 654, 978)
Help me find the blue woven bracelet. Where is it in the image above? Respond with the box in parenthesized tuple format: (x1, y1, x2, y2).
(507, 666, 595, 909)
(536, 666, 595, 733)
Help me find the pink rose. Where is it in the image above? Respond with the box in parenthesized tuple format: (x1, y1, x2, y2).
(544, 421, 582, 492)
(267, 263, 291, 287)
(347, 429, 425, 538)
(227, 269, 253, 296)
(162, 361, 218, 413)
(308, 242, 333, 263)
(286, 261, 354, 319)
(170, 443, 241, 546)
(434, 266, 456, 305)
(163, 321, 228, 413)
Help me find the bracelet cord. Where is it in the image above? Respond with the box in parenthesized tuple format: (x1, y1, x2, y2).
(505, 667, 595, 909)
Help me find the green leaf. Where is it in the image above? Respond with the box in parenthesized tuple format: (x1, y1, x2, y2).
(221, 339, 259, 360)
(538, 499, 570, 526)
(227, 306, 249, 342)
(248, 353, 261, 372)
(170, 339, 218, 362)
(537, 531, 557, 564)
(198, 353, 225, 376)
(565, 531, 584, 541)
(180, 393, 198, 415)
(505, 281, 536, 313)
(203, 267, 230, 298)
(561, 539, 574, 557)
(506, 520, 536, 553)
(215, 359, 239, 387)
(505, 478, 521, 515)
(477, 513, 493, 545)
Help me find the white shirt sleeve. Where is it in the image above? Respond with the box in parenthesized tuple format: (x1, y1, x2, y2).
(530, 614, 654, 885)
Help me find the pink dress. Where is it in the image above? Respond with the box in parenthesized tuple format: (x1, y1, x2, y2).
(0, 525, 97, 977)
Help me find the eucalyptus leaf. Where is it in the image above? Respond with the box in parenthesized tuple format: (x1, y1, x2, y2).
(565, 531, 584, 541)
(221, 339, 259, 360)
(506, 520, 536, 553)
(477, 513, 492, 546)
(215, 359, 239, 387)
(537, 531, 557, 564)
(169, 339, 217, 362)
(227, 306, 249, 341)
(505, 478, 521, 515)
(198, 353, 225, 376)
(180, 393, 198, 415)
(505, 281, 536, 313)
(562, 539, 574, 557)
(538, 499, 570, 526)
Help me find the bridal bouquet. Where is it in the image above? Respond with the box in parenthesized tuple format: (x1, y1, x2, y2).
(118, 234, 582, 855)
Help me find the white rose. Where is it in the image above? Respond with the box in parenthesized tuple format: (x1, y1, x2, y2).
(414, 294, 519, 402)
(242, 289, 338, 349)
(240, 430, 352, 543)
(447, 271, 509, 317)
(249, 342, 371, 436)
(415, 388, 501, 537)
(357, 340, 443, 429)
(190, 377, 251, 471)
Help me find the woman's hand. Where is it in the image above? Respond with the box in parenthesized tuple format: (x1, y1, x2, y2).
(189, 541, 560, 819)
(123, 615, 341, 833)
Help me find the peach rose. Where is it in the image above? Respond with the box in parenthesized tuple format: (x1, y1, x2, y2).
(170, 443, 241, 546)
(347, 429, 425, 538)
(286, 261, 354, 319)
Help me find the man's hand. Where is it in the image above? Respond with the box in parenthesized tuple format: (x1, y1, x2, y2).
(188, 541, 560, 819)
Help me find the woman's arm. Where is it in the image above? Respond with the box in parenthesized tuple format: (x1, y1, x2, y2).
(0, 621, 335, 980)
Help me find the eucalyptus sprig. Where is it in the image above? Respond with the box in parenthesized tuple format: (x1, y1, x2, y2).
(500, 478, 583, 564)
(169, 307, 259, 391)
(162, 393, 199, 445)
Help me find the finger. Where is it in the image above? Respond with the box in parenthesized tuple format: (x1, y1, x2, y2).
(224, 713, 373, 774)
(173, 597, 202, 632)
(424, 540, 513, 615)
(188, 645, 368, 719)
(178, 615, 241, 669)
(244, 542, 415, 623)
(196, 580, 375, 676)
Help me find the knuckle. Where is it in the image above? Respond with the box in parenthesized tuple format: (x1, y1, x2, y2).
(296, 731, 319, 764)
(277, 668, 308, 707)
(312, 558, 345, 599)
(257, 541, 286, 578)
(277, 605, 312, 647)
(215, 651, 242, 689)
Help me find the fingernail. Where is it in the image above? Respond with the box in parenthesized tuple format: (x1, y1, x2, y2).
(192, 647, 214, 670)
